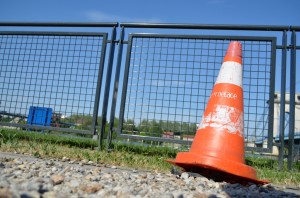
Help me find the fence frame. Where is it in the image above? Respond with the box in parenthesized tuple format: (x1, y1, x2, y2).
(116, 33, 277, 153)
(0, 22, 118, 136)
(106, 23, 292, 153)
(0, 22, 298, 169)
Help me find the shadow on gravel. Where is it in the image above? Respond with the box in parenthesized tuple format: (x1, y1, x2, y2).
(171, 167, 300, 197)
(222, 183, 300, 198)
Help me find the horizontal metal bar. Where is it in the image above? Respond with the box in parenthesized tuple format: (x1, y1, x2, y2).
(119, 134, 273, 153)
(130, 33, 276, 42)
(0, 22, 118, 27)
(121, 23, 289, 31)
(0, 31, 107, 36)
(118, 134, 193, 145)
(245, 146, 273, 153)
(276, 45, 285, 49)
(290, 26, 300, 31)
(0, 123, 93, 135)
(273, 142, 281, 147)
(107, 40, 120, 44)
(277, 45, 300, 50)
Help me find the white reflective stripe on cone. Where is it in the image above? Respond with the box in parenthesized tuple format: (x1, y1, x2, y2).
(215, 61, 242, 87)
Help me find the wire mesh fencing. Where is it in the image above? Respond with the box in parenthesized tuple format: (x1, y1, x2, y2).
(118, 34, 275, 150)
(1, 22, 298, 168)
(0, 32, 108, 134)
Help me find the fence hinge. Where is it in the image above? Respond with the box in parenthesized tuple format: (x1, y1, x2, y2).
(277, 44, 296, 50)
(286, 44, 296, 50)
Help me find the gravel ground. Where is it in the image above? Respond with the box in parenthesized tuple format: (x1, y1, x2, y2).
(0, 151, 299, 198)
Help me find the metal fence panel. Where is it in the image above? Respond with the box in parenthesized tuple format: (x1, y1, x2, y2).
(0, 31, 108, 134)
(117, 34, 276, 152)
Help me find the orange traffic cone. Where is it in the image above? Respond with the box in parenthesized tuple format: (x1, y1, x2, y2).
(167, 41, 268, 184)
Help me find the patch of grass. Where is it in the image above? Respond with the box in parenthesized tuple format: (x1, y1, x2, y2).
(0, 131, 19, 148)
(245, 156, 300, 186)
(0, 128, 299, 186)
(256, 168, 300, 186)
(0, 128, 97, 148)
(245, 155, 300, 171)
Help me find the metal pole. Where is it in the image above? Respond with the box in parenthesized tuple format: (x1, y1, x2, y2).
(91, 34, 108, 137)
(0, 22, 118, 27)
(98, 27, 117, 149)
(278, 30, 287, 170)
(107, 27, 125, 150)
(268, 38, 277, 153)
(120, 23, 289, 31)
(287, 30, 296, 170)
(117, 35, 133, 136)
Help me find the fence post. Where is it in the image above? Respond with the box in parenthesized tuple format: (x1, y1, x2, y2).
(91, 33, 108, 138)
(287, 30, 296, 170)
(117, 33, 133, 138)
(98, 26, 117, 149)
(107, 27, 125, 150)
(278, 30, 287, 170)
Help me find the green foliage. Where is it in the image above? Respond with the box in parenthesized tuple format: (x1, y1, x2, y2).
(82, 150, 92, 161)
(0, 129, 19, 148)
(256, 168, 300, 185)
(0, 128, 97, 149)
(111, 140, 177, 158)
(246, 156, 300, 171)
(245, 156, 277, 169)
(123, 119, 197, 138)
(122, 119, 138, 132)
(0, 117, 13, 122)
(62, 114, 103, 130)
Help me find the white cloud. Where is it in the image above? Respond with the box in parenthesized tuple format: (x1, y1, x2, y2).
(84, 11, 162, 23)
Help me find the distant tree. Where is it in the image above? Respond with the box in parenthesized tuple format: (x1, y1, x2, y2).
(148, 120, 163, 136)
(65, 114, 94, 130)
(110, 117, 119, 129)
(123, 119, 137, 132)
(189, 123, 197, 134)
(182, 122, 190, 133)
(138, 119, 149, 133)
(138, 119, 163, 137)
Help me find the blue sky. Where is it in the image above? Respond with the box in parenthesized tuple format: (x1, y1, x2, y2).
(0, 0, 299, 25)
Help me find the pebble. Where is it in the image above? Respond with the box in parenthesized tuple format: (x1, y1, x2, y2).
(50, 174, 64, 185)
(0, 153, 299, 198)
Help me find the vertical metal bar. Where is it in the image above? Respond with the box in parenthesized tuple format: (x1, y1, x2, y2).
(268, 38, 276, 152)
(288, 30, 296, 170)
(278, 30, 287, 170)
(107, 27, 125, 149)
(117, 34, 133, 135)
(91, 33, 108, 136)
(98, 27, 117, 149)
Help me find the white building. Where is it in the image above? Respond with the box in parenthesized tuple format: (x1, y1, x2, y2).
(271, 92, 300, 155)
